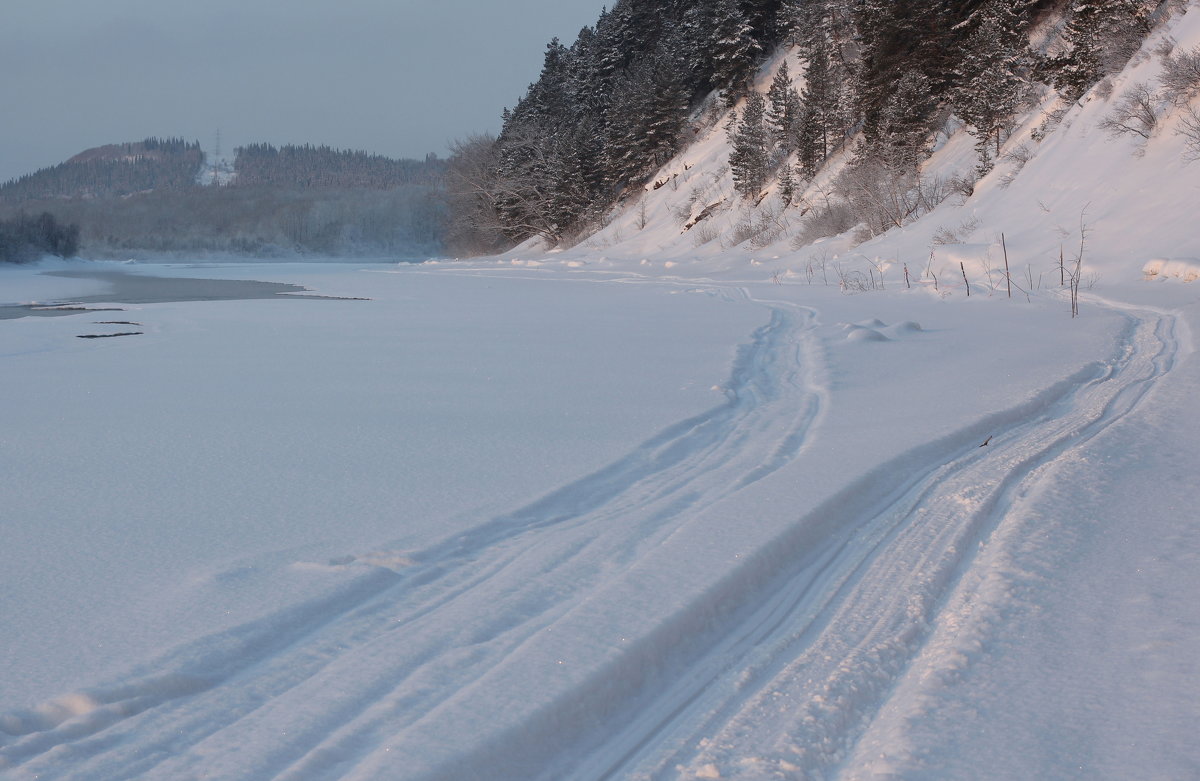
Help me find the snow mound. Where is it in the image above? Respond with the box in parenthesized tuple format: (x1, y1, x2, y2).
(845, 326, 890, 343)
(1143, 258, 1200, 282)
(888, 321, 925, 335)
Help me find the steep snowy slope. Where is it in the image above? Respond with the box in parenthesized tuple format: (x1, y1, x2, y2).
(509, 2, 1200, 292)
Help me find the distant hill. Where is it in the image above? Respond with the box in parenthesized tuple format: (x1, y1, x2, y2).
(0, 138, 205, 202)
(233, 143, 444, 189)
(0, 140, 448, 258)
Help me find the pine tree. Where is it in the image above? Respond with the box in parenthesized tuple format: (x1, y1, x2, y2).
(691, 0, 762, 98)
(778, 162, 798, 205)
(730, 92, 771, 198)
(1052, 0, 1152, 100)
(951, 0, 1031, 173)
(602, 48, 689, 186)
(800, 41, 842, 163)
(766, 60, 802, 155)
(1053, 2, 1107, 99)
(796, 102, 823, 179)
(872, 69, 936, 172)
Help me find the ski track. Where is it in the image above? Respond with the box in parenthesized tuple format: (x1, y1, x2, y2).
(0, 282, 827, 779)
(591, 302, 1179, 780)
(1, 279, 1177, 781)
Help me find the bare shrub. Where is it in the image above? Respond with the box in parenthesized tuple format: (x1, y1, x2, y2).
(1003, 144, 1035, 166)
(1031, 104, 1069, 143)
(835, 157, 951, 240)
(791, 201, 857, 248)
(997, 143, 1035, 188)
(749, 205, 792, 249)
(945, 172, 977, 199)
(804, 250, 832, 285)
(726, 209, 766, 247)
(1161, 45, 1200, 106)
(832, 258, 888, 293)
(635, 198, 648, 230)
(931, 216, 981, 245)
(1099, 82, 1160, 140)
(1178, 106, 1200, 163)
(670, 202, 694, 226)
(692, 221, 722, 247)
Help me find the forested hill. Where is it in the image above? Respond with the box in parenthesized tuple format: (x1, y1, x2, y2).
(0, 142, 447, 258)
(0, 138, 204, 202)
(446, 0, 1164, 256)
(233, 144, 445, 189)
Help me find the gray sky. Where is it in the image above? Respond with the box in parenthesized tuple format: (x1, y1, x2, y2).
(0, 0, 607, 183)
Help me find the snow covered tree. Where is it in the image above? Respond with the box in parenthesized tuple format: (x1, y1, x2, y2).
(868, 69, 936, 173)
(766, 60, 802, 155)
(1051, 0, 1153, 100)
(730, 92, 771, 198)
(693, 0, 762, 98)
(951, 0, 1032, 173)
(797, 40, 846, 171)
(603, 47, 690, 186)
(778, 161, 799, 205)
(796, 102, 823, 179)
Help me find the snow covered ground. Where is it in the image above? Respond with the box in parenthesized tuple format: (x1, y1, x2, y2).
(3, 253, 1197, 780)
(5, 5, 1200, 779)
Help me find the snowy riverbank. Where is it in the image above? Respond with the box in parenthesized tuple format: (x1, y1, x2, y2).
(5, 257, 1196, 779)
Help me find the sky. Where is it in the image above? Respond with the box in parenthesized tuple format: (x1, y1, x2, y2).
(0, 0, 607, 183)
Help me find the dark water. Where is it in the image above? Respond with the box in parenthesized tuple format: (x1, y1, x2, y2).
(1, 269, 340, 321)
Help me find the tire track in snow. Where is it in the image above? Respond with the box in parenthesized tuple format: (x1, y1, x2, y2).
(587, 305, 1179, 780)
(0, 286, 828, 780)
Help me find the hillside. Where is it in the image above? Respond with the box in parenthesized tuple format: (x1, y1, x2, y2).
(535, 0, 1200, 292)
(451, 0, 1199, 292)
(0, 142, 447, 258)
(0, 138, 204, 202)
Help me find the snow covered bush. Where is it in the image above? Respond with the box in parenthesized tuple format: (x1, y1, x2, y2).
(836, 157, 951, 241)
(791, 201, 857, 249)
(1178, 106, 1200, 162)
(1160, 45, 1200, 105)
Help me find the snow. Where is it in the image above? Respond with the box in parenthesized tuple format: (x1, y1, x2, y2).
(4, 4, 1200, 779)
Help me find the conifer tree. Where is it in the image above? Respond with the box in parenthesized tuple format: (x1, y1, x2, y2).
(778, 162, 798, 205)
(1052, 0, 1152, 100)
(730, 92, 771, 197)
(698, 0, 763, 98)
(951, 0, 1031, 173)
(872, 69, 936, 172)
(796, 102, 823, 179)
(766, 60, 802, 155)
(799, 41, 842, 164)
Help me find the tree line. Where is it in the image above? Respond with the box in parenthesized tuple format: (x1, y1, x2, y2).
(0, 141, 448, 258)
(233, 144, 445, 189)
(0, 212, 80, 263)
(0, 187, 444, 259)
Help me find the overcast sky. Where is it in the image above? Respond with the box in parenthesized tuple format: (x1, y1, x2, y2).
(0, 0, 607, 183)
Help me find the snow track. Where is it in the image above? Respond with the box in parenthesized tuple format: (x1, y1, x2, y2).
(597, 303, 1180, 779)
(0, 283, 1177, 781)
